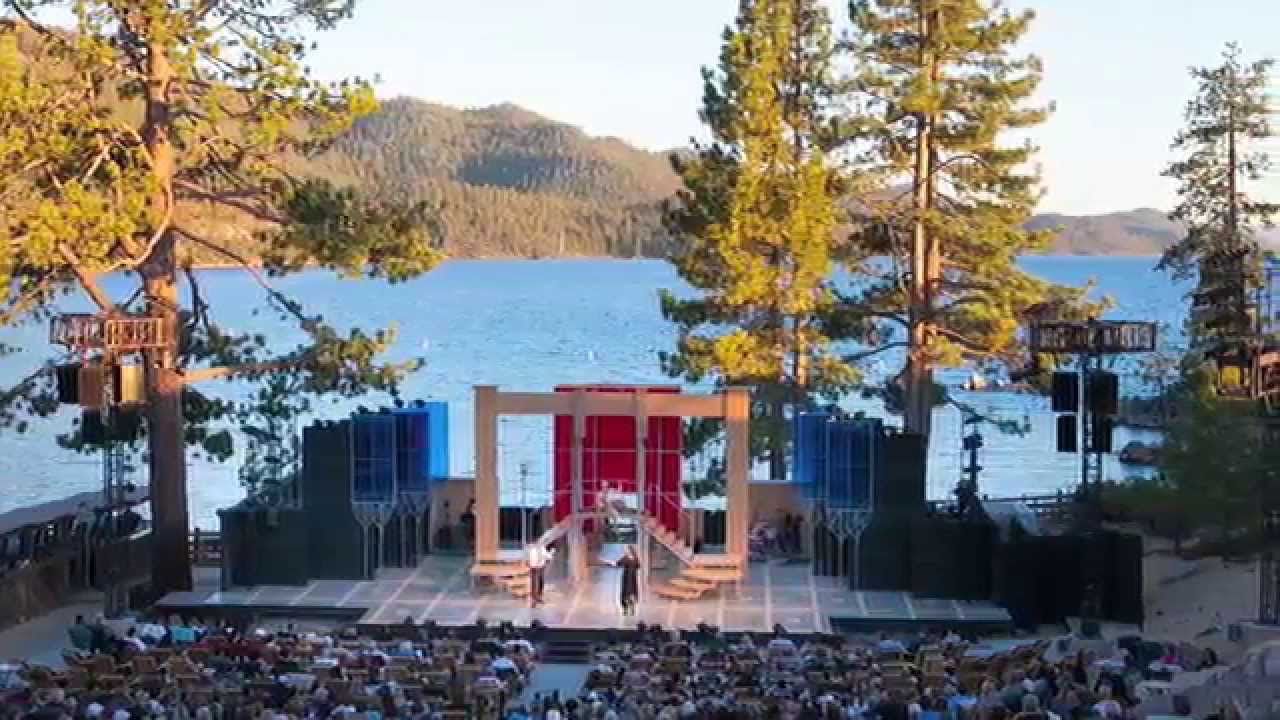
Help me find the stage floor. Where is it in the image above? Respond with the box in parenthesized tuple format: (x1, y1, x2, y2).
(158, 555, 1011, 633)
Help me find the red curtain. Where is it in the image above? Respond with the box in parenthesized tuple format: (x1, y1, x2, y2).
(552, 386, 683, 535)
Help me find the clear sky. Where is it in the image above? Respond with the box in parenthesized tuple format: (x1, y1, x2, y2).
(297, 0, 1279, 216)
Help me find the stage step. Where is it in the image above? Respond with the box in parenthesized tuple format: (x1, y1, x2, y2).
(471, 560, 528, 580)
(669, 575, 716, 592)
(653, 582, 704, 601)
(681, 565, 742, 583)
(692, 553, 742, 568)
(542, 639, 592, 664)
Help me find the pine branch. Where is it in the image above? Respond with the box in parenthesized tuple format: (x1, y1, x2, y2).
(845, 341, 908, 363)
(182, 361, 291, 384)
(56, 244, 117, 313)
(173, 226, 311, 327)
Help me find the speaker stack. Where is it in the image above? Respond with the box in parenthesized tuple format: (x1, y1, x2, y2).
(1051, 370, 1117, 455)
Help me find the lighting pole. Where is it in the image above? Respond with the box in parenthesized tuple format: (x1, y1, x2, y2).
(519, 462, 530, 546)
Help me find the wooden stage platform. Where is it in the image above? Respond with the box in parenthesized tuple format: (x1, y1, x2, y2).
(158, 554, 1012, 634)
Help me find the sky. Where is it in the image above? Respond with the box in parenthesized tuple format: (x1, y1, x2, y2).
(296, 0, 1279, 216)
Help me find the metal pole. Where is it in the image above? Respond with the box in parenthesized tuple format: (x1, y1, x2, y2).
(520, 462, 529, 547)
(1079, 354, 1089, 496)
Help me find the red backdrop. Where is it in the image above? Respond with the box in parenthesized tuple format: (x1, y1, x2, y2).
(552, 386, 683, 534)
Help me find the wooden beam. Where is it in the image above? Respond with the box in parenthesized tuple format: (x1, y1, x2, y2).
(474, 385, 499, 562)
(493, 389, 730, 418)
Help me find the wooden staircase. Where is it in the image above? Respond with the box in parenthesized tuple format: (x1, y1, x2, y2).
(470, 516, 575, 601)
(472, 509, 743, 603)
(628, 512, 743, 601)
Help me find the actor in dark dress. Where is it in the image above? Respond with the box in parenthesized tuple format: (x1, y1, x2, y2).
(617, 545, 640, 615)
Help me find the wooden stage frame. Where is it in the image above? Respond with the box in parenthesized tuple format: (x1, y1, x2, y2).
(472, 385, 751, 585)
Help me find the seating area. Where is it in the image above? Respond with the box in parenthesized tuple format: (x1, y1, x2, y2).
(1, 617, 539, 720)
(0, 609, 1255, 719)
(522, 624, 1233, 720)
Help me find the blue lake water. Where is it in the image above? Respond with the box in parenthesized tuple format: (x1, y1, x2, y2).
(0, 257, 1191, 527)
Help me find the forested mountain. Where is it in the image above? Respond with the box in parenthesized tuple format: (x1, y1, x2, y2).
(4, 18, 1273, 260)
(313, 99, 1276, 259)
(301, 98, 680, 258)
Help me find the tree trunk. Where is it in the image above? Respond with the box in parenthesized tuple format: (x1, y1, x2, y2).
(142, 37, 192, 593)
(904, 1, 938, 441)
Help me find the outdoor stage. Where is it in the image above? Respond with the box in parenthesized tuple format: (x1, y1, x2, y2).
(157, 553, 1012, 634)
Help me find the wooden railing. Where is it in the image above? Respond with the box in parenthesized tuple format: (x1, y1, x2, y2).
(94, 531, 152, 587)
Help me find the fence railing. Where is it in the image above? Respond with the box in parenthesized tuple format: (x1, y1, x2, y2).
(94, 531, 153, 587)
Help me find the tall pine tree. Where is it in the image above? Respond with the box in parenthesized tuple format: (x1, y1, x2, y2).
(662, 0, 867, 481)
(845, 0, 1067, 441)
(0, 3, 442, 592)
(1161, 44, 1277, 355)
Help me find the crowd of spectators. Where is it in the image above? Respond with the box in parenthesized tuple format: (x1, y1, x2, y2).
(1, 612, 1239, 720)
(1, 617, 537, 720)
(520, 623, 1223, 720)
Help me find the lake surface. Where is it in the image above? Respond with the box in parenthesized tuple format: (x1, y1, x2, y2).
(0, 257, 1190, 527)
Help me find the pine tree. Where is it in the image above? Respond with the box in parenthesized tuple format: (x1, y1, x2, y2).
(0, 3, 442, 592)
(662, 0, 866, 480)
(845, 0, 1067, 441)
(1160, 44, 1277, 354)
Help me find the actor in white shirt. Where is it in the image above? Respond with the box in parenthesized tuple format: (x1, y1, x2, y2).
(527, 543, 553, 606)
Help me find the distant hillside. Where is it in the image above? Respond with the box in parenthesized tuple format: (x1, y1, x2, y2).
(1029, 208, 1280, 255)
(5, 20, 1275, 260)
(1028, 208, 1183, 255)
(304, 98, 680, 258)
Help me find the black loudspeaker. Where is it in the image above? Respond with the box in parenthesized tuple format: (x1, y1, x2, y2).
(56, 364, 81, 404)
(81, 410, 106, 443)
(80, 408, 142, 444)
(1087, 371, 1119, 415)
(1057, 415, 1077, 453)
(852, 515, 912, 591)
(113, 409, 142, 443)
(1051, 372, 1079, 413)
(1089, 416, 1114, 454)
(875, 433, 926, 512)
(1103, 531, 1144, 625)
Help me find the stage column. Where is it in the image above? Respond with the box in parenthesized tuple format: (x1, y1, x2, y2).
(569, 388, 588, 583)
(474, 385, 499, 562)
(633, 389, 650, 596)
(725, 386, 750, 564)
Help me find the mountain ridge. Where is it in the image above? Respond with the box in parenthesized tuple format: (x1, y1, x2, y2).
(326, 97, 1279, 258)
(2, 17, 1274, 259)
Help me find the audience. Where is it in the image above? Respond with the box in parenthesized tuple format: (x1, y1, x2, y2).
(2, 618, 536, 720)
(4, 615, 1235, 720)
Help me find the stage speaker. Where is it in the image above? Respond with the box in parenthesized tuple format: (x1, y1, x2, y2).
(875, 433, 926, 512)
(56, 364, 81, 404)
(1087, 371, 1119, 416)
(1051, 371, 1079, 413)
(1089, 416, 1114, 454)
(78, 364, 107, 407)
(112, 408, 142, 443)
(1056, 415, 1077, 453)
(81, 410, 106, 443)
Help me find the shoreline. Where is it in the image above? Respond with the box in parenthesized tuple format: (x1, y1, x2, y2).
(186, 252, 1176, 271)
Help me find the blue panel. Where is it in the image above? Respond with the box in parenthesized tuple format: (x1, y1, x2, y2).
(426, 402, 450, 481)
(794, 413, 880, 509)
(352, 414, 396, 503)
(827, 418, 878, 509)
(394, 411, 430, 493)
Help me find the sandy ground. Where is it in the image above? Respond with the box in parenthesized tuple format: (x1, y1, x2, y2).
(1140, 533, 1259, 655)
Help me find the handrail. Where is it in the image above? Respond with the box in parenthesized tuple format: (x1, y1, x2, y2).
(602, 502, 696, 566)
(533, 515, 574, 550)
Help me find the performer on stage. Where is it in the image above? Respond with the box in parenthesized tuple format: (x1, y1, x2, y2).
(616, 545, 640, 616)
(527, 541, 553, 607)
